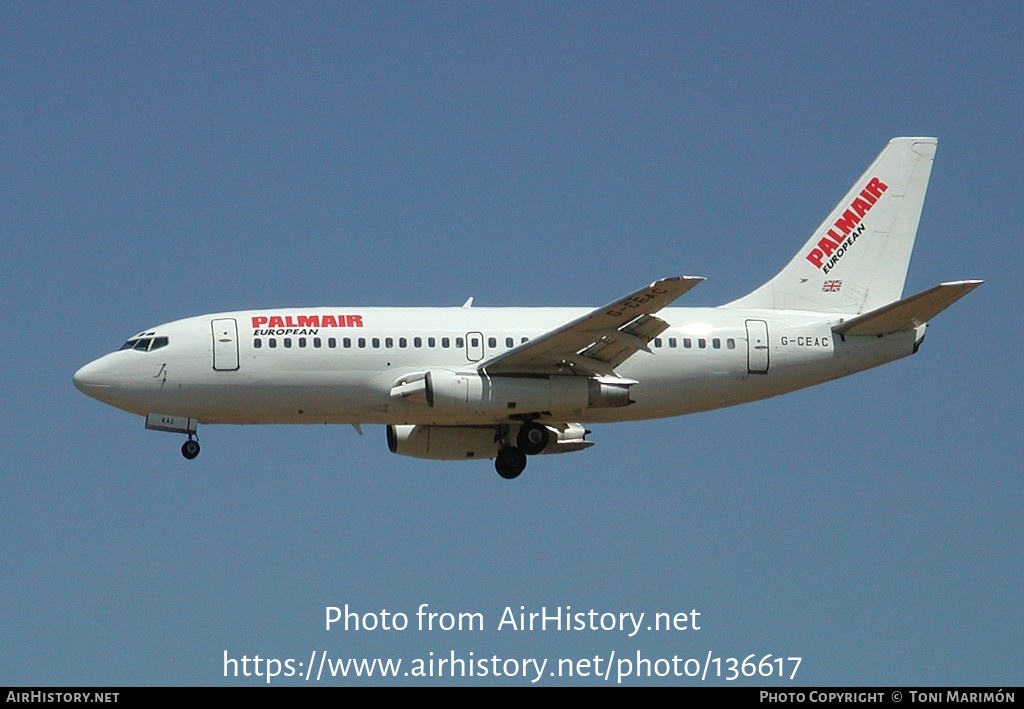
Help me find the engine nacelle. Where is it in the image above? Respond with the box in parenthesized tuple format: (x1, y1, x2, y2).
(416, 371, 632, 415)
(387, 424, 498, 460)
(386, 423, 594, 460)
(587, 379, 632, 408)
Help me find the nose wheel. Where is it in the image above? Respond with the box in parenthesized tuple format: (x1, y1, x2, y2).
(181, 437, 201, 460)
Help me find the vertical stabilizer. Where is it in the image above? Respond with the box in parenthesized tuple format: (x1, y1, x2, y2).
(725, 137, 937, 314)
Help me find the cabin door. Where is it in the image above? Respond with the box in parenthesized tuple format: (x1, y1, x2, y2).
(212, 318, 240, 371)
(745, 319, 769, 374)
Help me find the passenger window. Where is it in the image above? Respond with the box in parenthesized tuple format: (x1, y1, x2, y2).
(299, 337, 307, 348)
(399, 337, 407, 348)
(653, 338, 662, 348)
(343, 338, 351, 348)
(683, 338, 692, 348)
(488, 337, 496, 348)
(441, 337, 450, 348)
(727, 338, 736, 349)
(698, 338, 706, 349)
(313, 338, 321, 348)
(668, 337, 677, 348)
(372, 338, 380, 348)
(284, 338, 292, 348)
(269, 339, 277, 348)
(428, 337, 436, 347)
(713, 338, 721, 349)
(414, 337, 422, 348)
(455, 337, 464, 348)
(254, 339, 262, 349)
(358, 338, 366, 348)
(329, 337, 337, 348)
(385, 337, 393, 348)
(505, 337, 514, 348)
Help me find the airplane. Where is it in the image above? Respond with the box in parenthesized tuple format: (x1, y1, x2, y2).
(74, 137, 982, 479)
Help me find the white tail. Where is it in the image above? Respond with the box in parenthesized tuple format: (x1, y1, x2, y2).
(725, 137, 938, 314)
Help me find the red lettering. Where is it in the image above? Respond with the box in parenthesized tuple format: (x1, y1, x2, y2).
(249, 313, 363, 328)
(849, 197, 872, 219)
(864, 177, 888, 199)
(833, 208, 860, 237)
(817, 237, 839, 257)
(803, 177, 890, 268)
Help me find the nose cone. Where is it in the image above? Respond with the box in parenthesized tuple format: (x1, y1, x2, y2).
(74, 353, 147, 414)
(73, 358, 113, 396)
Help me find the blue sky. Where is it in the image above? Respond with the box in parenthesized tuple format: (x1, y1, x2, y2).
(3, 2, 1021, 686)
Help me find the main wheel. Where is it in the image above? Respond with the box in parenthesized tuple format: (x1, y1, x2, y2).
(181, 439, 201, 460)
(517, 422, 550, 455)
(495, 446, 527, 479)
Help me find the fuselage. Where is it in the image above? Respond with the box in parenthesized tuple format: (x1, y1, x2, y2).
(73, 305, 922, 427)
(70, 137, 978, 478)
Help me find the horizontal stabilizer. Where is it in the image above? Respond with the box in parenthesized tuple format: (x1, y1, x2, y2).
(833, 280, 983, 336)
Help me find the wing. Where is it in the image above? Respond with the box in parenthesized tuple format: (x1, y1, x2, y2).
(479, 276, 704, 377)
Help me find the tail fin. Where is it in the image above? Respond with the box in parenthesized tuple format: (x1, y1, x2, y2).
(725, 137, 938, 314)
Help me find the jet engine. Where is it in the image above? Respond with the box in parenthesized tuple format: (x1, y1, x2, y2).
(389, 371, 632, 415)
(386, 423, 592, 460)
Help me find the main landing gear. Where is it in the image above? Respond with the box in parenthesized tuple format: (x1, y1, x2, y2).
(494, 422, 551, 479)
(181, 435, 201, 460)
(495, 446, 527, 480)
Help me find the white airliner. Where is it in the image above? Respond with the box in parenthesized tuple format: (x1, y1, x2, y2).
(74, 137, 981, 478)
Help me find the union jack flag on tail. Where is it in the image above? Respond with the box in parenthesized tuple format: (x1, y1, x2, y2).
(822, 280, 843, 292)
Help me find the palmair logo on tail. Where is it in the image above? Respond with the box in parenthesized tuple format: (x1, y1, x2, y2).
(804, 177, 888, 272)
(822, 280, 843, 292)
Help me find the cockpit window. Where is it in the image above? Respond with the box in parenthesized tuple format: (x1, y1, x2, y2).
(119, 336, 169, 352)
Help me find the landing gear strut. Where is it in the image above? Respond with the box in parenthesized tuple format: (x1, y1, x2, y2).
(181, 436, 200, 460)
